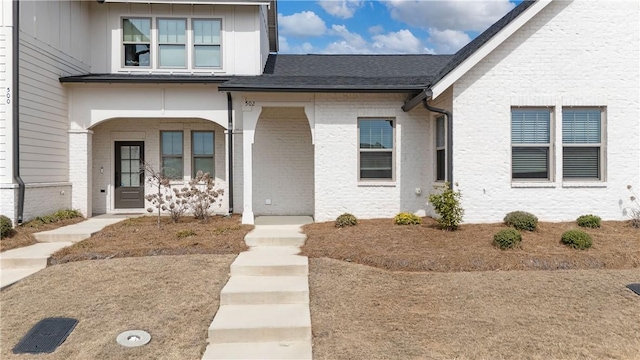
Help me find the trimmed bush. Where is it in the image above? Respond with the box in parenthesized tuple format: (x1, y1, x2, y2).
(428, 182, 464, 231)
(394, 212, 422, 225)
(504, 211, 538, 231)
(176, 229, 196, 238)
(335, 213, 358, 228)
(576, 214, 601, 229)
(52, 209, 83, 220)
(493, 228, 522, 250)
(561, 229, 593, 249)
(0, 215, 13, 239)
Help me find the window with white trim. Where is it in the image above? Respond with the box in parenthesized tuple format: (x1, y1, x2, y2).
(562, 108, 604, 180)
(511, 108, 552, 180)
(161, 131, 184, 179)
(192, 131, 214, 177)
(122, 17, 222, 70)
(435, 115, 446, 181)
(358, 119, 394, 180)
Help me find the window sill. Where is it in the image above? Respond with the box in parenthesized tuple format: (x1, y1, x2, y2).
(358, 181, 396, 187)
(562, 181, 607, 188)
(511, 182, 557, 189)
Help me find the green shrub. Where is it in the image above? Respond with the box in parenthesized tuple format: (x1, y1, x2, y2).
(576, 214, 601, 228)
(335, 213, 358, 228)
(493, 228, 522, 250)
(504, 211, 538, 231)
(561, 229, 593, 249)
(52, 209, 83, 220)
(394, 212, 422, 225)
(428, 182, 464, 231)
(176, 229, 196, 238)
(0, 215, 13, 239)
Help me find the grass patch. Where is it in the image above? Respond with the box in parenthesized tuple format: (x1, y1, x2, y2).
(50, 215, 251, 264)
(301, 217, 640, 272)
(0, 255, 234, 360)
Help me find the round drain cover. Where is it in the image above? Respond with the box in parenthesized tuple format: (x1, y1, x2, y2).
(116, 330, 151, 347)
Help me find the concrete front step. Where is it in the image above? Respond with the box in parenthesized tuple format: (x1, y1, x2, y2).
(208, 304, 311, 343)
(221, 276, 309, 305)
(0, 242, 73, 269)
(230, 252, 308, 276)
(244, 228, 307, 247)
(202, 341, 312, 360)
(1, 267, 44, 289)
(33, 216, 131, 243)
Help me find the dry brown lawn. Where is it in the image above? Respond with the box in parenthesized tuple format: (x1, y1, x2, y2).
(309, 258, 640, 360)
(302, 218, 640, 272)
(0, 254, 234, 360)
(1, 218, 85, 252)
(50, 215, 251, 264)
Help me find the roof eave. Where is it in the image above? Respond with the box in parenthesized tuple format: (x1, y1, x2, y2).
(218, 86, 425, 93)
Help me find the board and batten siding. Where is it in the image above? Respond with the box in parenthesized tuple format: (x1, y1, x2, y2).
(18, 0, 91, 183)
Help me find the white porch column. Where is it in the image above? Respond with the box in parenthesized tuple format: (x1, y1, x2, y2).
(69, 129, 93, 218)
(241, 105, 262, 224)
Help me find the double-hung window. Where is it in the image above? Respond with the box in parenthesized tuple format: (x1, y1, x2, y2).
(192, 131, 214, 177)
(435, 115, 446, 181)
(562, 108, 604, 180)
(359, 119, 394, 180)
(123, 18, 151, 67)
(193, 19, 221, 68)
(511, 108, 552, 180)
(161, 131, 184, 179)
(158, 19, 186, 68)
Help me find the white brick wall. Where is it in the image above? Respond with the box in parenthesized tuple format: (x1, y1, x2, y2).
(90, 118, 228, 215)
(69, 130, 92, 217)
(0, 183, 72, 225)
(451, 0, 640, 222)
(253, 107, 314, 215)
(313, 93, 434, 222)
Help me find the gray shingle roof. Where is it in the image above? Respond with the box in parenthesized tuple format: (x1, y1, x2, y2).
(218, 54, 453, 92)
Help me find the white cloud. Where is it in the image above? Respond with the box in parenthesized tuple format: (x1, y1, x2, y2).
(279, 35, 316, 54)
(322, 25, 431, 54)
(428, 28, 472, 53)
(278, 11, 327, 37)
(368, 25, 384, 35)
(372, 29, 423, 53)
(385, 0, 515, 32)
(318, 0, 363, 19)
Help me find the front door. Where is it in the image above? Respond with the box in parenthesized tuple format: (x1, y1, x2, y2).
(114, 141, 145, 209)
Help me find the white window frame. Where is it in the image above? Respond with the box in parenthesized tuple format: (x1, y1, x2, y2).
(511, 107, 555, 182)
(561, 107, 606, 181)
(161, 130, 184, 179)
(122, 17, 152, 68)
(357, 118, 395, 181)
(192, 19, 222, 69)
(120, 16, 223, 72)
(435, 115, 447, 182)
(157, 18, 187, 69)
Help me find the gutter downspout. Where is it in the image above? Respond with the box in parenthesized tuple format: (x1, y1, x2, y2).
(13, 0, 25, 224)
(226, 92, 233, 214)
(422, 92, 453, 189)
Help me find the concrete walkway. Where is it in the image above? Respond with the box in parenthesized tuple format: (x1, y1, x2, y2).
(203, 216, 314, 360)
(0, 214, 134, 289)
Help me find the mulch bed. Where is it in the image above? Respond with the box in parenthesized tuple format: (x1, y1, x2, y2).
(301, 217, 640, 272)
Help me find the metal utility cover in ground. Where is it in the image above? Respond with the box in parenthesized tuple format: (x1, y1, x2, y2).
(627, 283, 640, 296)
(12, 318, 78, 354)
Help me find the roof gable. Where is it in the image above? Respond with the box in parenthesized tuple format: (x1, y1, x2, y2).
(430, 0, 550, 99)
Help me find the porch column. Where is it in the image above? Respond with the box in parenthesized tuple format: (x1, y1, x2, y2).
(241, 105, 262, 224)
(68, 129, 93, 218)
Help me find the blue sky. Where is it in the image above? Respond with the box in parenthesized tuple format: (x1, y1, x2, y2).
(277, 0, 523, 54)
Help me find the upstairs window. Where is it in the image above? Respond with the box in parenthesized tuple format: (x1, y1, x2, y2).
(122, 17, 222, 70)
(562, 108, 604, 180)
(158, 19, 186, 68)
(123, 18, 151, 67)
(193, 19, 221, 68)
(359, 119, 394, 180)
(511, 108, 552, 180)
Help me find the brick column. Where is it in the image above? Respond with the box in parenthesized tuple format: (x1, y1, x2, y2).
(241, 105, 262, 225)
(68, 129, 93, 218)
